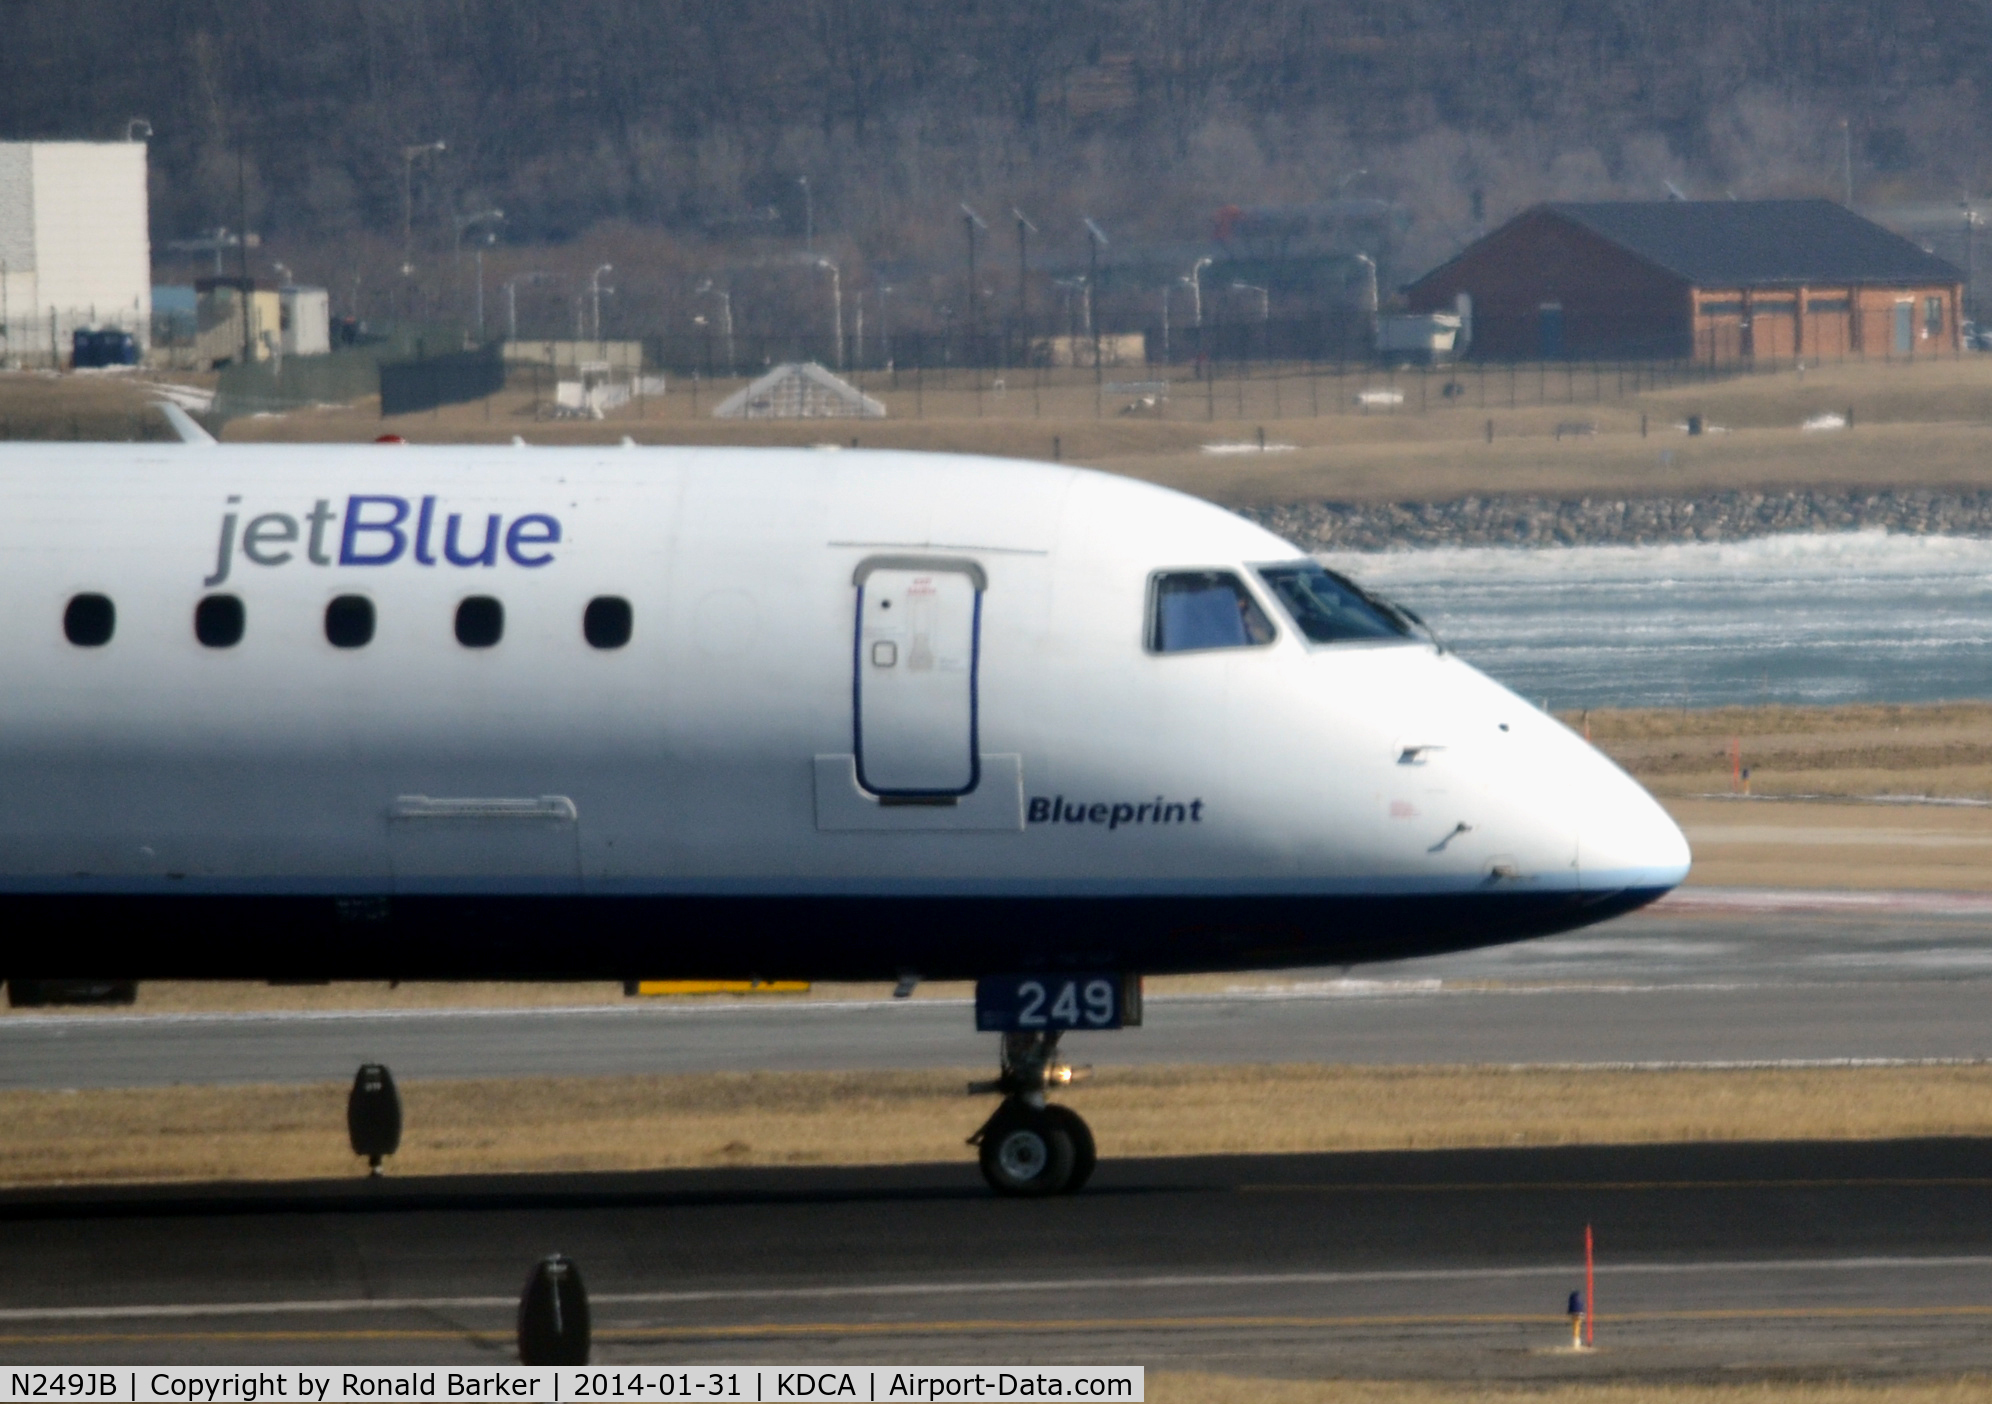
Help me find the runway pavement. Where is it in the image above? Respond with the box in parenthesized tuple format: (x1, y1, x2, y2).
(11, 894, 1992, 1379)
(9, 892, 1992, 1088)
(8, 1141, 1992, 1377)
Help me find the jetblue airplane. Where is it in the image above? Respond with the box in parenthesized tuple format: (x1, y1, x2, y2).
(0, 409, 1688, 1194)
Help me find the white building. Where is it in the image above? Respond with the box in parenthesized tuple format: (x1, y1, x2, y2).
(280, 286, 329, 357)
(0, 142, 152, 367)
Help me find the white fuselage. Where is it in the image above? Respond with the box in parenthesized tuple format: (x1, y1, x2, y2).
(0, 442, 1688, 981)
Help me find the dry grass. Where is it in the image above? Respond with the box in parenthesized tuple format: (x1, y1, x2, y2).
(1546, 701, 1992, 889)
(1572, 702, 1992, 803)
(1663, 797, 1992, 891)
(18, 354, 1992, 510)
(13, 1063, 1992, 1188)
(1151, 1375, 1992, 1404)
(0, 369, 207, 440)
(203, 355, 1992, 509)
(1581, 702, 1992, 743)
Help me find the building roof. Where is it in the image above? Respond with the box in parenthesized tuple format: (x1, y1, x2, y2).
(1543, 200, 1962, 287)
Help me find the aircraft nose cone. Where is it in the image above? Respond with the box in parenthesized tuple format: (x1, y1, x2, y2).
(1577, 778, 1691, 892)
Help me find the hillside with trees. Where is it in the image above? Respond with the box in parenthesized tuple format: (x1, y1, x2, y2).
(7, 0, 1987, 346)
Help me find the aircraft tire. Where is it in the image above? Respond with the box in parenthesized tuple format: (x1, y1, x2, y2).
(1045, 1105, 1096, 1193)
(978, 1103, 1076, 1197)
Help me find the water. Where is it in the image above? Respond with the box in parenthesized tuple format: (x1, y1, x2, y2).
(1320, 531, 1992, 709)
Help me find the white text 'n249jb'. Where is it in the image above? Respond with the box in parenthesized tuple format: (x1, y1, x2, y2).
(0, 440, 1687, 983)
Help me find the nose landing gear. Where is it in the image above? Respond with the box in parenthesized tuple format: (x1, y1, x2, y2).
(968, 1030, 1098, 1196)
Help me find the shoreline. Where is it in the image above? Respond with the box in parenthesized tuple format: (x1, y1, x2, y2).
(1243, 487, 1992, 552)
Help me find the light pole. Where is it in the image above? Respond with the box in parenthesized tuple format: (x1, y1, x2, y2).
(1841, 118, 1854, 208)
(696, 280, 734, 372)
(269, 262, 293, 369)
(962, 203, 988, 362)
(1964, 203, 1982, 323)
(503, 272, 551, 342)
(1083, 218, 1109, 373)
(1012, 208, 1037, 336)
(400, 141, 447, 276)
(589, 264, 614, 344)
(1187, 256, 1213, 326)
(878, 284, 894, 369)
(799, 177, 813, 253)
(454, 209, 503, 340)
(454, 209, 504, 251)
(812, 257, 843, 368)
(1233, 281, 1270, 363)
(1161, 281, 1172, 362)
(473, 234, 500, 340)
(1353, 252, 1379, 349)
(1054, 277, 1085, 349)
(1840, 117, 1856, 207)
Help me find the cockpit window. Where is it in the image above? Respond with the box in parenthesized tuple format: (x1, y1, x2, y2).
(1148, 571, 1276, 653)
(1255, 562, 1415, 644)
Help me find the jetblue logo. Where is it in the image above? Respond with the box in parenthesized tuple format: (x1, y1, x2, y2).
(205, 495, 562, 586)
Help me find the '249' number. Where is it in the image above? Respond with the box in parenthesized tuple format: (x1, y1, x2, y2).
(1015, 978, 1117, 1028)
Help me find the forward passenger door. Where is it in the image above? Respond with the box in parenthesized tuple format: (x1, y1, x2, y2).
(852, 556, 984, 798)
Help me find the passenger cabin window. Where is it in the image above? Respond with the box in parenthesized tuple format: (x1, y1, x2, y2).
(455, 596, 504, 648)
(324, 595, 375, 649)
(1255, 562, 1415, 645)
(195, 594, 245, 648)
(584, 595, 632, 649)
(64, 593, 115, 647)
(1148, 572, 1275, 653)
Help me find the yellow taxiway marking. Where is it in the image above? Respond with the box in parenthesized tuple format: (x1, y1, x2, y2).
(14, 1305, 1992, 1348)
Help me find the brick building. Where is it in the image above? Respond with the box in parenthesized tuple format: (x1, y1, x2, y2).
(1404, 201, 1964, 362)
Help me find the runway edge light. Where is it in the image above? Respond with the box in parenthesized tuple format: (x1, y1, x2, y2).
(347, 1062, 402, 1176)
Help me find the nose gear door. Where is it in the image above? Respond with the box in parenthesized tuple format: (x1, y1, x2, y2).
(853, 556, 985, 798)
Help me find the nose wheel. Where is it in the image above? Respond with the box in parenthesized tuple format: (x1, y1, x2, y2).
(969, 1031, 1096, 1196)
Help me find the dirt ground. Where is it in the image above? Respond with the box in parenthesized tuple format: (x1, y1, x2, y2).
(17, 353, 1992, 508)
(1570, 703, 1992, 890)
(1579, 703, 1992, 800)
(0, 369, 202, 441)
(215, 356, 1992, 510)
(1580, 702, 1992, 884)
(13, 1063, 1992, 1187)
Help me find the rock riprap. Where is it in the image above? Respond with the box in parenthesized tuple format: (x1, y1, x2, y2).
(1243, 488, 1992, 552)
